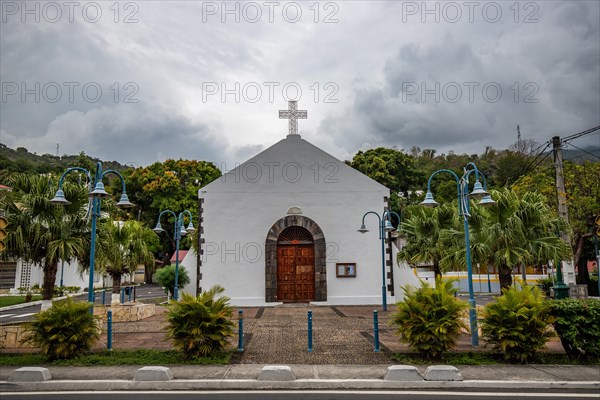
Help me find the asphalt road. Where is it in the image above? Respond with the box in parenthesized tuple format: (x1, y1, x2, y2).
(2, 390, 599, 400)
(0, 284, 167, 324)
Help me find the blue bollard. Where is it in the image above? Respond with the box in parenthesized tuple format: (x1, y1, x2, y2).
(92, 290, 96, 303)
(107, 310, 113, 351)
(373, 310, 380, 352)
(102, 289, 106, 305)
(308, 310, 313, 352)
(237, 310, 244, 352)
(120, 288, 125, 304)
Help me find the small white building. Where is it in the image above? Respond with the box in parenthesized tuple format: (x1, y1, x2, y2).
(180, 102, 419, 306)
(2, 258, 96, 293)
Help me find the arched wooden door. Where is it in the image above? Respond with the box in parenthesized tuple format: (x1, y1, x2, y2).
(277, 226, 315, 302)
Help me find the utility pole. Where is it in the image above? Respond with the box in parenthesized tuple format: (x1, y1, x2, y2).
(552, 136, 576, 286)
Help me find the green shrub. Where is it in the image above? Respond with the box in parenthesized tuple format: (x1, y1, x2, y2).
(390, 278, 468, 359)
(481, 285, 555, 363)
(155, 265, 191, 297)
(587, 276, 599, 297)
(536, 277, 553, 296)
(22, 299, 100, 361)
(165, 285, 235, 358)
(550, 298, 600, 360)
(53, 286, 65, 297)
(64, 286, 81, 294)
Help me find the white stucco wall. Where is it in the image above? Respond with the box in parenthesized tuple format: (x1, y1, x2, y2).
(179, 134, 422, 306)
(390, 239, 423, 303)
(12, 259, 98, 292)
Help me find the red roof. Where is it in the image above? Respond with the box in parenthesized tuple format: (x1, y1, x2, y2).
(170, 250, 189, 262)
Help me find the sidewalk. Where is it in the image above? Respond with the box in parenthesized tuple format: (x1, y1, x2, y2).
(1, 304, 598, 392)
(1, 364, 599, 391)
(90, 304, 566, 363)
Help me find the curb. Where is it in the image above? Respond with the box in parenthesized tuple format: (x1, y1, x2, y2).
(0, 293, 91, 312)
(1, 300, 46, 312)
(2, 379, 599, 392)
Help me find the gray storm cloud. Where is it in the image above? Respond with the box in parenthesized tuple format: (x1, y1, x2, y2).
(1, 1, 598, 164)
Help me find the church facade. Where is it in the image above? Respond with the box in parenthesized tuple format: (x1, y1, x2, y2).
(179, 102, 419, 306)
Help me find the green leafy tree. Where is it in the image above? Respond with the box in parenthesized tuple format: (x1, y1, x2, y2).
(124, 159, 221, 259)
(348, 147, 425, 211)
(481, 285, 556, 363)
(165, 285, 235, 358)
(462, 189, 571, 289)
(511, 167, 556, 209)
(513, 161, 600, 279)
(0, 173, 88, 303)
(397, 204, 457, 279)
(22, 299, 100, 360)
(0, 145, 128, 180)
(155, 264, 191, 297)
(95, 220, 155, 301)
(348, 147, 423, 194)
(494, 151, 532, 187)
(390, 278, 468, 359)
(562, 161, 600, 280)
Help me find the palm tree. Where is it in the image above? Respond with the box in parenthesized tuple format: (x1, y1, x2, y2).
(397, 204, 457, 280)
(0, 174, 88, 307)
(450, 189, 571, 290)
(95, 220, 154, 304)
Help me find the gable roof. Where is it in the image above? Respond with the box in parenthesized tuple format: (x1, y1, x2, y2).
(170, 250, 189, 263)
(200, 134, 389, 194)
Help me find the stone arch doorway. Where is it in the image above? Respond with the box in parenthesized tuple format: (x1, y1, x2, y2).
(277, 226, 315, 302)
(265, 215, 327, 303)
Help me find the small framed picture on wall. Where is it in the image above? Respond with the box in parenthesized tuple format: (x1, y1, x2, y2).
(336, 263, 357, 278)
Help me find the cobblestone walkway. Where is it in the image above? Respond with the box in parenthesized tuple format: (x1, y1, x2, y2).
(237, 305, 391, 364)
(5, 303, 565, 363)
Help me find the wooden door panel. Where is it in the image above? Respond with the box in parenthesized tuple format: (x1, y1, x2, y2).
(277, 246, 296, 302)
(295, 245, 315, 302)
(277, 245, 315, 303)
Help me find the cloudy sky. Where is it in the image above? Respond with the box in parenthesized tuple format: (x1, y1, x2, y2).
(1, 0, 599, 167)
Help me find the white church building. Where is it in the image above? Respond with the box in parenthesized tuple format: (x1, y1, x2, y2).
(179, 101, 420, 306)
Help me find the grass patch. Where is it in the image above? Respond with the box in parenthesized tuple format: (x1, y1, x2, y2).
(0, 349, 232, 366)
(391, 352, 600, 365)
(0, 353, 47, 366)
(0, 295, 43, 307)
(136, 297, 168, 305)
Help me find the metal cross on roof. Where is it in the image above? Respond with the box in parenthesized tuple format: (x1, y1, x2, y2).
(279, 100, 307, 136)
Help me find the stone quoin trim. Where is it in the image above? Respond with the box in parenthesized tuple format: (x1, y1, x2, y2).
(265, 215, 327, 302)
(384, 195, 394, 297)
(196, 197, 204, 295)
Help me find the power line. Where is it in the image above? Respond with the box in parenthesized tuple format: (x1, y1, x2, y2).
(517, 125, 599, 177)
(531, 150, 553, 171)
(521, 141, 552, 175)
(561, 125, 600, 143)
(563, 141, 600, 161)
(524, 140, 551, 158)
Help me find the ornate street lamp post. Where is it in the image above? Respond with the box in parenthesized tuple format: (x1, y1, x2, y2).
(153, 210, 195, 300)
(50, 162, 134, 309)
(421, 162, 495, 347)
(358, 210, 401, 311)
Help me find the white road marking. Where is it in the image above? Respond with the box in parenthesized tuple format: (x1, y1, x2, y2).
(0, 313, 16, 318)
(1, 391, 598, 397)
(12, 312, 35, 318)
